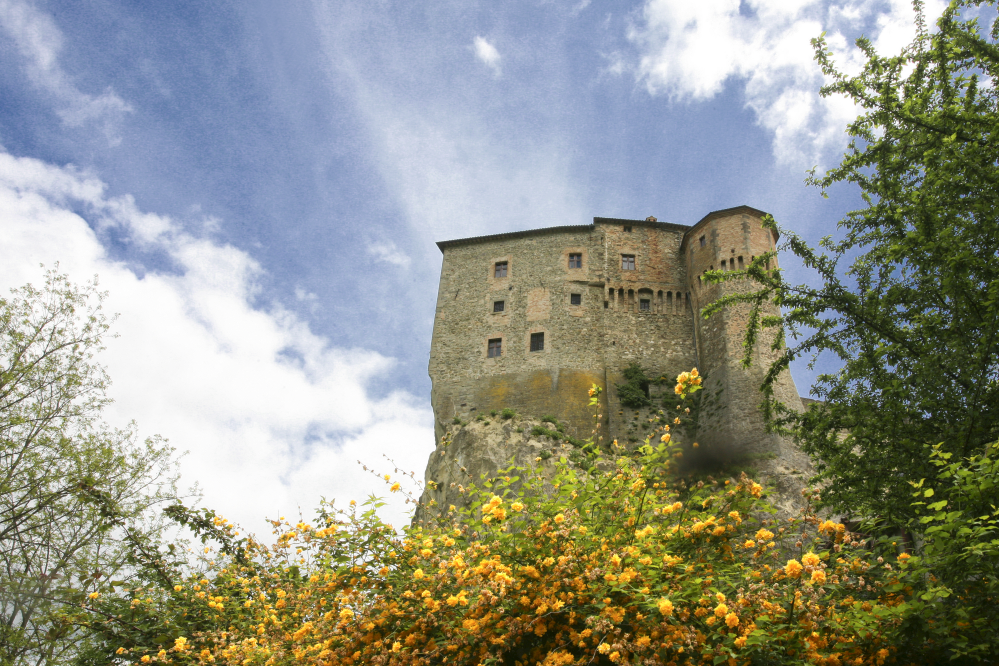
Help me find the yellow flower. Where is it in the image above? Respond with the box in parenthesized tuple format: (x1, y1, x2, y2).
(785, 559, 803, 578)
(810, 569, 826, 585)
(511, 501, 524, 512)
(749, 482, 763, 497)
(173, 585, 183, 592)
(140, 657, 151, 663)
(734, 636, 747, 648)
(88, 592, 99, 600)
(802, 552, 821, 567)
(390, 482, 401, 492)
(660, 433, 671, 443)
(597, 643, 611, 654)
(554, 513, 565, 524)
(725, 612, 739, 628)
(578, 526, 587, 535)
(755, 528, 774, 541)
(743, 540, 756, 549)
(657, 598, 674, 616)
(384, 474, 391, 481)
(413, 569, 424, 579)
(714, 603, 728, 618)
(728, 511, 741, 522)
(609, 651, 621, 662)
(690, 368, 698, 377)
(339, 608, 354, 620)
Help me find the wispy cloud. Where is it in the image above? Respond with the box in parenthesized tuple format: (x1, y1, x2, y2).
(628, 0, 948, 167)
(0, 150, 434, 535)
(0, 0, 132, 143)
(367, 240, 411, 267)
(473, 35, 502, 77)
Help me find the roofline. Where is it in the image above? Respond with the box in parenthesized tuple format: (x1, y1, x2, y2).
(436, 224, 595, 252)
(434, 206, 776, 252)
(679, 205, 777, 251)
(436, 217, 691, 252)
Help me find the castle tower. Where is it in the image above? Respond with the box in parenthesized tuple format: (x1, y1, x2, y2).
(682, 207, 805, 463)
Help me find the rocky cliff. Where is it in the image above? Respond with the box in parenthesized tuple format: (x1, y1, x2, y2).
(414, 411, 816, 526)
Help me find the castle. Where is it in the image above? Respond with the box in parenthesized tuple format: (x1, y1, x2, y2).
(428, 205, 807, 464)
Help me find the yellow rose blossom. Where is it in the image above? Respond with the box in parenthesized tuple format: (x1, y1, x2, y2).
(140, 657, 150, 663)
(802, 552, 821, 567)
(810, 569, 827, 585)
(660, 433, 671, 443)
(597, 643, 611, 654)
(785, 559, 803, 578)
(755, 528, 774, 541)
(511, 501, 524, 512)
(743, 540, 756, 549)
(725, 612, 740, 628)
(734, 636, 747, 648)
(390, 482, 401, 492)
(554, 513, 565, 524)
(714, 603, 728, 617)
(657, 598, 674, 616)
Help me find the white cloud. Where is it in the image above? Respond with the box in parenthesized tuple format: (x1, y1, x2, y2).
(0, 0, 132, 143)
(628, 0, 948, 167)
(0, 151, 435, 535)
(367, 240, 411, 267)
(473, 35, 502, 76)
(313, 5, 587, 249)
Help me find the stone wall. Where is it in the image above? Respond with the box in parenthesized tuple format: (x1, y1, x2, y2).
(429, 206, 807, 470)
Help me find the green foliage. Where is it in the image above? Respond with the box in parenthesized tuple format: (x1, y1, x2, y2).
(615, 363, 652, 408)
(530, 425, 560, 439)
(706, 0, 999, 527)
(500, 408, 516, 420)
(0, 272, 186, 666)
(884, 440, 999, 661)
(490, 409, 498, 417)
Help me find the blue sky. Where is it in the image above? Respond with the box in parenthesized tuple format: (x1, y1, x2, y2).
(0, 0, 944, 533)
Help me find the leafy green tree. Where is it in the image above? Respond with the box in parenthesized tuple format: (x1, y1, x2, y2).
(0, 272, 185, 666)
(707, 0, 999, 527)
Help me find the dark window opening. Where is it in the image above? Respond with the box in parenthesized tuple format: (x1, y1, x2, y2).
(570, 293, 582, 306)
(623, 225, 632, 232)
(604, 301, 609, 308)
(639, 299, 650, 311)
(568, 253, 582, 268)
(493, 300, 505, 313)
(738, 256, 744, 269)
(530, 332, 545, 352)
(699, 236, 706, 247)
(621, 254, 636, 270)
(487, 338, 502, 357)
(494, 261, 508, 278)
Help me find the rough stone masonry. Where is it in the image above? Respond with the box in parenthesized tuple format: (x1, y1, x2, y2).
(419, 206, 816, 521)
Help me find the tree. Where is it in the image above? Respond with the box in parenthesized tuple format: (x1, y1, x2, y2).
(707, 0, 999, 527)
(0, 271, 185, 666)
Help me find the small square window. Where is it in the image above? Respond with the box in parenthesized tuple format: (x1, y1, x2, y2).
(623, 225, 632, 232)
(699, 236, 706, 248)
(494, 261, 508, 278)
(493, 300, 505, 313)
(487, 338, 502, 357)
(640, 299, 650, 311)
(568, 253, 582, 269)
(530, 332, 545, 352)
(621, 254, 636, 270)
(570, 293, 581, 306)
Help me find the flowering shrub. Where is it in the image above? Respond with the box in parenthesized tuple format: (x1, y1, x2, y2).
(80, 372, 920, 665)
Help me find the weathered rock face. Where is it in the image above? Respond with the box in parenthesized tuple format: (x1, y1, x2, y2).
(413, 412, 816, 526)
(413, 416, 568, 526)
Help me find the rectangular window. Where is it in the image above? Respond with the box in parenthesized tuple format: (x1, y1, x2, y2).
(640, 299, 650, 311)
(530, 332, 545, 352)
(621, 254, 636, 270)
(493, 300, 505, 313)
(487, 338, 502, 357)
(699, 236, 706, 247)
(494, 261, 508, 277)
(623, 225, 632, 232)
(570, 293, 582, 306)
(568, 253, 582, 268)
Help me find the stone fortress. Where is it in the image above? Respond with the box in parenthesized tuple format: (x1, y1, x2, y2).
(428, 205, 810, 472)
